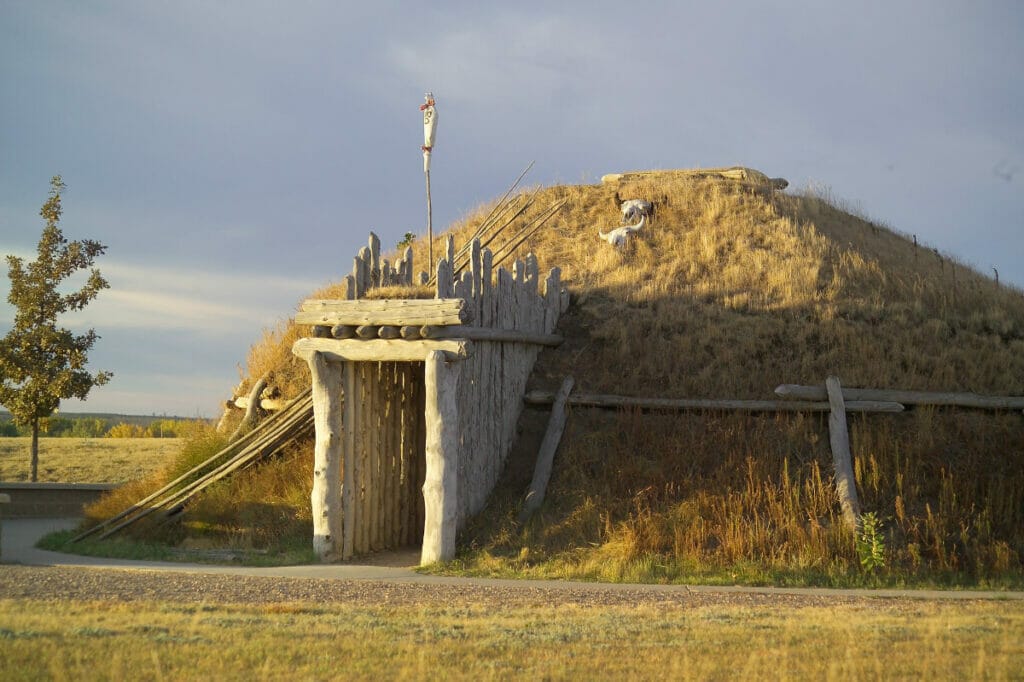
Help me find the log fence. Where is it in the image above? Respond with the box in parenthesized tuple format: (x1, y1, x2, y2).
(524, 379, 1023, 530)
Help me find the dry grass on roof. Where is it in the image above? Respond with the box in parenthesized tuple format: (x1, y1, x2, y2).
(238, 171, 1024, 404)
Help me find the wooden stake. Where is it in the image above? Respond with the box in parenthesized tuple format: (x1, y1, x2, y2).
(826, 376, 861, 530)
(520, 376, 574, 522)
(342, 362, 356, 559)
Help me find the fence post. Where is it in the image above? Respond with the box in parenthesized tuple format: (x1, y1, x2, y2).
(826, 376, 861, 529)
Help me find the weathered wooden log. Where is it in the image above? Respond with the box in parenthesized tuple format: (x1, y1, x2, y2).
(355, 249, 370, 298)
(368, 233, 381, 288)
(232, 396, 295, 411)
(342, 362, 356, 559)
(775, 384, 1024, 409)
(352, 363, 365, 554)
(378, 325, 401, 339)
(403, 246, 414, 286)
(369, 362, 380, 551)
(293, 337, 471, 363)
(470, 239, 482, 302)
(355, 325, 379, 340)
(453, 270, 469, 299)
(543, 267, 561, 334)
(520, 376, 574, 522)
(399, 325, 422, 340)
(481, 249, 494, 327)
(228, 375, 268, 443)
(826, 376, 861, 530)
(331, 324, 356, 339)
(308, 354, 344, 560)
(523, 392, 905, 413)
(297, 298, 471, 327)
(421, 350, 460, 564)
(525, 253, 539, 291)
(313, 325, 331, 338)
(435, 257, 453, 299)
(419, 324, 563, 347)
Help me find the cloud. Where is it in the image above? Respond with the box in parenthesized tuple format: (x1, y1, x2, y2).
(0, 252, 320, 336)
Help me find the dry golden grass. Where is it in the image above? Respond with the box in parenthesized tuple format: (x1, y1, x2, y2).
(101, 172, 1024, 584)
(0, 438, 181, 483)
(243, 174, 1024, 402)
(77, 428, 312, 555)
(1, 596, 1021, 679)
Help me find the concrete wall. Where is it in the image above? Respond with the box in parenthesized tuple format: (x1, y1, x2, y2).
(0, 482, 119, 518)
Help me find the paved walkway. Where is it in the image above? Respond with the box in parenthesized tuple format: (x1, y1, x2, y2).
(3, 518, 1023, 601)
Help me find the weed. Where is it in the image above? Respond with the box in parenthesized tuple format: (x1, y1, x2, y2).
(857, 511, 886, 574)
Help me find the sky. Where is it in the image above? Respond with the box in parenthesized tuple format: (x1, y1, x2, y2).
(1, 1, 1022, 417)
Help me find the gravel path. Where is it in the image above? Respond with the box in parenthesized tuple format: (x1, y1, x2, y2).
(6, 564, 1020, 614)
(0, 564, 884, 609)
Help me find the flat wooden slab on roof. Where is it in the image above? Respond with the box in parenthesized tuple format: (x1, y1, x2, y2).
(296, 298, 470, 327)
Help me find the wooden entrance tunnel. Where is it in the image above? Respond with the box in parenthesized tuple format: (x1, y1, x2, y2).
(292, 235, 566, 564)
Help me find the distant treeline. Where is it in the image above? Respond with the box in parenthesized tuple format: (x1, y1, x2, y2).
(0, 413, 207, 438)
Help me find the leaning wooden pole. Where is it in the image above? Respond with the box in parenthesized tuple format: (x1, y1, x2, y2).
(308, 351, 344, 561)
(421, 349, 460, 564)
(826, 375, 861, 530)
(520, 376, 574, 522)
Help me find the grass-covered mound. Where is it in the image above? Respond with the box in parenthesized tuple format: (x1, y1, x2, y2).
(446, 174, 1024, 587)
(78, 171, 1024, 583)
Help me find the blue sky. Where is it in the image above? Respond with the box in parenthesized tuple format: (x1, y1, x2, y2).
(2, 2, 1022, 416)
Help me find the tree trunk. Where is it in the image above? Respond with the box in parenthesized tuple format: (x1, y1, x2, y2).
(30, 418, 39, 482)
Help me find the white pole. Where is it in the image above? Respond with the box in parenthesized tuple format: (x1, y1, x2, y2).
(425, 169, 433, 272)
(421, 92, 438, 274)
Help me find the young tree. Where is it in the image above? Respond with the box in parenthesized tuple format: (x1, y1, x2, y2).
(0, 176, 112, 481)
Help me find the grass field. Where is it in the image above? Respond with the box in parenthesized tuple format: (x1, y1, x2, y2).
(0, 438, 182, 483)
(0, 596, 1020, 679)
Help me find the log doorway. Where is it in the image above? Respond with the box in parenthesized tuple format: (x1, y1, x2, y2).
(337, 360, 426, 557)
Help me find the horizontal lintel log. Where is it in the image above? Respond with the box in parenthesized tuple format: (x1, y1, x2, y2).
(774, 384, 1024, 410)
(296, 298, 471, 327)
(524, 391, 905, 413)
(292, 337, 471, 363)
(421, 325, 564, 347)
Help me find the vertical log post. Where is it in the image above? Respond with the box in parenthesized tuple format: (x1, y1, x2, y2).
(306, 351, 343, 561)
(421, 350, 460, 564)
(342, 362, 357, 559)
(826, 375, 861, 529)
